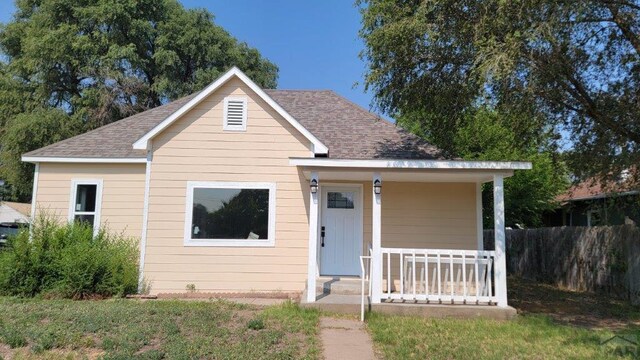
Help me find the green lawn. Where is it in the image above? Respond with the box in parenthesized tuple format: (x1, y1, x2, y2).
(367, 313, 638, 359)
(0, 278, 638, 359)
(0, 298, 320, 359)
(366, 277, 640, 359)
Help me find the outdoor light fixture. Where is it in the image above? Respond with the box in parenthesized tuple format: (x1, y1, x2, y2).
(310, 178, 318, 194)
(373, 179, 382, 194)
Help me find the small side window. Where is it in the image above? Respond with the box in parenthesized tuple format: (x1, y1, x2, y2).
(69, 179, 102, 235)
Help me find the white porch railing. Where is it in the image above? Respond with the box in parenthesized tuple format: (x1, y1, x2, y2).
(380, 248, 497, 304)
(359, 255, 372, 321)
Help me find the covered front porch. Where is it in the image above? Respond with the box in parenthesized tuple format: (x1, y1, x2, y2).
(292, 158, 531, 315)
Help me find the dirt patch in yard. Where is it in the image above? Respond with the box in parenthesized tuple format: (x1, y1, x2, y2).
(0, 344, 13, 360)
(0, 346, 105, 360)
(508, 276, 640, 330)
(134, 337, 162, 356)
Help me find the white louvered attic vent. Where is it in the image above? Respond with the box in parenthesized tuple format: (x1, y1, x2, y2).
(223, 97, 247, 131)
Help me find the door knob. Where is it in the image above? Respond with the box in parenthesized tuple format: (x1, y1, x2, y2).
(321, 226, 325, 247)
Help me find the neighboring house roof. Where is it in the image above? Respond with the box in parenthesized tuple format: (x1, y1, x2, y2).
(557, 179, 638, 202)
(23, 68, 446, 161)
(2, 202, 31, 217)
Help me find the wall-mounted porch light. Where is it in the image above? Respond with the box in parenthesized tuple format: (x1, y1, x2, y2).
(373, 179, 382, 194)
(310, 178, 318, 194)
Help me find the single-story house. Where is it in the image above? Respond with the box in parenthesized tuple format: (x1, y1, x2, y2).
(544, 176, 639, 227)
(0, 201, 30, 224)
(23, 67, 530, 309)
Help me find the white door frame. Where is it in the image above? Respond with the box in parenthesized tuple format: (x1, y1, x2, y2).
(318, 183, 364, 276)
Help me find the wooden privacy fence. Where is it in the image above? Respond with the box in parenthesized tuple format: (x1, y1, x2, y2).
(484, 225, 640, 304)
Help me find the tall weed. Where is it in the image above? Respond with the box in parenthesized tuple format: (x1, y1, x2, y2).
(0, 214, 139, 298)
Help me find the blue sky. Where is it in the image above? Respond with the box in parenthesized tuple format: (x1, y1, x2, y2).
(0, 0, 382, 117)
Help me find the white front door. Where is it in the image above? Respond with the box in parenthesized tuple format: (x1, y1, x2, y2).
(320, 186, 362, 276)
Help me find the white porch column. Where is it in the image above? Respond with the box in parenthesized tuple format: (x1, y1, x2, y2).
(476, 182, 484, 251)
(493, 174, 508, 307)
(306, 171, 319, 303)
(371, 172, 382, 304)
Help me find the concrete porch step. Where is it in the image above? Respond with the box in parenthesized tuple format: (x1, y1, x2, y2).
(316, 277, 368, 296)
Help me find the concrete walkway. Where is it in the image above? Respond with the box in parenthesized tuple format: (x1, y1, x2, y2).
(319, 317, 376, 360)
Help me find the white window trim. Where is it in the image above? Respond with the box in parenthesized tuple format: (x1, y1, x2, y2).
(223, 97, 248, 132)
(68, 179, 103, 236)
(184, 181, 276, 247)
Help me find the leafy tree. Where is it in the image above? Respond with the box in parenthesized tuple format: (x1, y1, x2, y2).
(1, 109, 83, 199)
(0, 0, 278, 199)
(455, 109, 568, 227)
(358, 0, 639, 185)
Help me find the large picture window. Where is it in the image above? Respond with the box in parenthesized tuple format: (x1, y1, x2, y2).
(184, 182, 276, 247)
(68, 179, 103, 235)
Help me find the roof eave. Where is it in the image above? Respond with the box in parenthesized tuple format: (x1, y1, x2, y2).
(289, 157, 533, 170)
(21, 156, 147, 164)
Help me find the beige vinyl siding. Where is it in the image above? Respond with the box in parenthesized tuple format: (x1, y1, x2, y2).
(356, 181, 477, 251)
(144, 77, 312, 294)
(381, 182, 478, 249)
(377, 181, 479, 288)
(34, 163, 146, 238)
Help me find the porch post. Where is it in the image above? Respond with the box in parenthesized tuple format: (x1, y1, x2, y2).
(306, 171, 319, 303)
(493, 174, 508, 307)
(371, 172, 382, 304)
(476, 182, 484, 251)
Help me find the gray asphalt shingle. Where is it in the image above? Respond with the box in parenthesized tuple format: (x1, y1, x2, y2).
(25, 89, 446, 160)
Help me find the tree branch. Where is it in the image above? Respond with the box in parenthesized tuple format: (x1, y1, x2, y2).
(600, 0, 640, 12)
(606, 4, 640, 55)
(562, 70, 640, 144)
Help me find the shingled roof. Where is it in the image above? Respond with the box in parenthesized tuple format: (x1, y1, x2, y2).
(24, 93, 199, 159)
(24, 89, 446, 160)
(265, 90, 445, 160)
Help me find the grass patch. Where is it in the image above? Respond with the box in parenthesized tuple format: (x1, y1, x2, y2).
(0, 297, 320, 359)
(367, 277, 640, 359)
(367, 312, 639, 359)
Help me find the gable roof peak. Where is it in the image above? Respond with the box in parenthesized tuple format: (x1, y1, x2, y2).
(131, 67, 329, 154)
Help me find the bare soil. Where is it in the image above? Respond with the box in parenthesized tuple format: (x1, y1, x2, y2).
(508, 276, 640, 330)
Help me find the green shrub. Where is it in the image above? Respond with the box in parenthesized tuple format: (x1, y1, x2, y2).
(0, 215, 139, 298)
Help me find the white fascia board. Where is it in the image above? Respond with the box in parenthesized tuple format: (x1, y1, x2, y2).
(22, 156, 147, 164)
(289, 158, 533, 170)
(132, 67, 328, 154)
